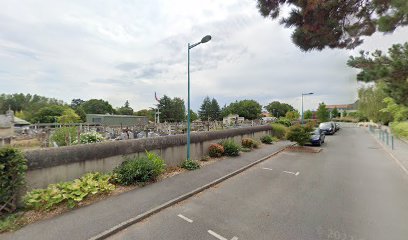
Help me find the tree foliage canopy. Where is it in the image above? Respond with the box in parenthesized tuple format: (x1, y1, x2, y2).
(158, 95, 185, 122)
(116, 100, 134, 115)
(265, 101, 295, 117)
(316, 102, 330, 122)
(81, 99, 115, 114)
(198, 96, 221, 121)
(222, 100, 262, 120)
(257, 0, 408, 51)
(348, 43, 408, 106)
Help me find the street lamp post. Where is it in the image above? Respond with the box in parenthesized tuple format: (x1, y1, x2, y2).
(187, 35, 211, 160)
(301, 92, 314, 125)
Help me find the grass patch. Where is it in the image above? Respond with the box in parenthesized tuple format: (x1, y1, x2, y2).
(0, 213, 23, 233)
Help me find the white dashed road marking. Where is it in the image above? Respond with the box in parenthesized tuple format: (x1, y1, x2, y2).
(262, 167, 273, 171)
(177, 214, 193, 223)
(208, 230, 238, 240)
(283, 171, 300, 176)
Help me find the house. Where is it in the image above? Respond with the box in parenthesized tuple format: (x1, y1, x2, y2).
(326, 101, 358, 117)
(223, 114, 244, 125)
(86, 114, 148, 127)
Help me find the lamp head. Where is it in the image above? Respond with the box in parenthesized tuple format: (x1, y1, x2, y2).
(201, 35, 212, 43)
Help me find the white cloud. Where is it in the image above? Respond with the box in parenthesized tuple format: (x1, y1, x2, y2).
(0, 0, 407, 112)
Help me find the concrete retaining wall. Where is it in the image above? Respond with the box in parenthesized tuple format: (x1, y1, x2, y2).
(24, 125, 273, 190)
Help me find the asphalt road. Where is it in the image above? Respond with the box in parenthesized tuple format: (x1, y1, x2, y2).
(108, 125, 408, 240)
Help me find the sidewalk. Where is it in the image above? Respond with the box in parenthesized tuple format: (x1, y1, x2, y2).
(2, 141, 291, 240)
(366, 126, 408, 173)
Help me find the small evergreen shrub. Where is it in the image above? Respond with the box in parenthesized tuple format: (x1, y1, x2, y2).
(260, 135, 275, 144)
(270, 123, 288, 139)
(113, 151, 166, 185)
(241, 138, 259, 149)
(0, 147, 27, 214)
(208, 143, 224, 158)
(220, 139, 241, 156)
(181, 160, 200, 170)
(24, 172, 115, 210)
(286, 125, 311, 146)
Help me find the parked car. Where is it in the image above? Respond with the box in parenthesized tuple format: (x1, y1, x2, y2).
(334, 122, 340, 131)
(310, 128, 325, 146)
(319, 122, 335, 135)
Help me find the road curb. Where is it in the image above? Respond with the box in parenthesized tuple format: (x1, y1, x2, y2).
(89, 144, 292, 240)
(366, 129, 408, 176)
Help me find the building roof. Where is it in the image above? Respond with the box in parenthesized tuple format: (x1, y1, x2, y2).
(14, 117, 31, 125)
(326, 104, 353, 109)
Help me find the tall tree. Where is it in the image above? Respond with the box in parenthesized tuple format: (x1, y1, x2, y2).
(198, 96, 212, 121)
(209, 98, 221, 121)
(187, 109, 198, 122)
(316, 103, 330, 122)
(358, 83, 393, 123)
(265, 101, 295, 117)
(116, 100, 134, 115)
(223, 100, 262, 120)
(58, 108, 81, 124)
(348, 43, 408, 106)
(285, 110, 300, 121)
(331, 107, 339, 118)
(81, 99, 115, 114)
(158, 95, 186, 122)
(256, 0, 408, 51)
(304, 110, 313, 119)
(32, 105, 69, 123)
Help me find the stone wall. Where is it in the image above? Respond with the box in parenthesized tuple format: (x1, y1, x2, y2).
(24, 125, 274, 190)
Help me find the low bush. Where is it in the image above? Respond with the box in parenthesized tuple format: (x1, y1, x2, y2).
(0, 147, 27, 215)
(220, 139, 241, 156)
(0, 213, 22, 233)
(241, 138, 259, 149)
(181, 160, 200, 170)
(208, 143, 224, 158)
(391, 121, 408, 140)
(51, 127, 78, 146)
(260, 135, 275, 144)
(113, 151, 166, 185)
(286, 125, 311, 146)
(74, 131, 104, 144)
(270, 123, 288, 139)
(24, 172, 115, 210)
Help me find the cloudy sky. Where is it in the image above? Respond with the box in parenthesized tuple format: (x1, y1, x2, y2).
(1, 0, 407, 112)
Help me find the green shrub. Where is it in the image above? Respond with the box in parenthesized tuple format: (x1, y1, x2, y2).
(241, 138, 259, 149)
(113, 151, 166, 185)
(275, 117, 291, 127)
(181, 160, 200, 170)
(220, 139, 241, 156)
(270, 123, 288, 139)
(0, 147, 27, 214)
(24, 172, 115, 210)
(286, 125, 311, 146)
(74, 131, 104, 144)
(260, 135, 275, 144)
(51, 127, 78, 146)
(208, 143, 224, 158)
(391, 121, 408, 140)
(0, 213, 22, 233)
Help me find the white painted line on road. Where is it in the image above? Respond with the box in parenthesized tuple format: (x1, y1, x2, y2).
(208, 230, 238, 240)
(208, 230, 228, 240)
(177, 214, 193, 223)
(283, 171, 299, 176)
(262, 167, 273, 171)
